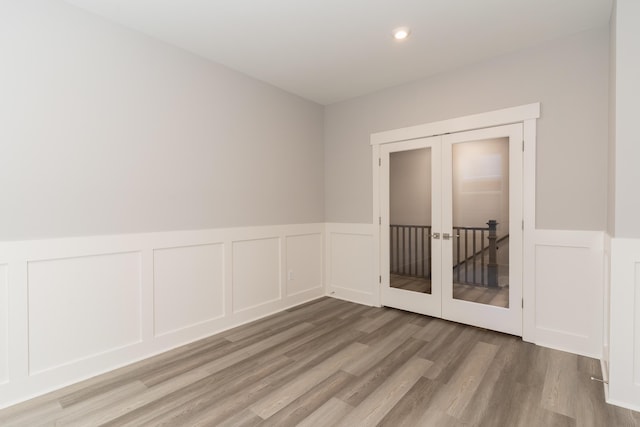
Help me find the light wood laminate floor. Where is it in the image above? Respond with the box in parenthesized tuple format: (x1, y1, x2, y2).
(1, 297, 638, 426)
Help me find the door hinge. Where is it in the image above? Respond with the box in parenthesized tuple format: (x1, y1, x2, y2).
(522, 140, 524, 152)
(379, 275, 382, 283)
(522, 220, 524, 230)
(522, 299, 524, 308)
(379, 217, 382, 225)
(379, 158, 381, 166)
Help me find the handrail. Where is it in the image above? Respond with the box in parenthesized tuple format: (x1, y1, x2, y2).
(389, 220, 503, 287)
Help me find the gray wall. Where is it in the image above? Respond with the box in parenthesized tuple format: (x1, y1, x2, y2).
(608, 2, 616, 236)
(611, 0, 640, 239)
(325, 27, 609, 231)
(0, 1, 324, 241)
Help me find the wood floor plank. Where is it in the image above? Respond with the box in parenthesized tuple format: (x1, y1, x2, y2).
(341, 322, 420, 376)
(0, 401, 63, 427)
(0, 297, 637, 426)
(296, 397, 353, 427)
(216, 409, 264, 427)
(52, 380, 148, 426)
(335, 356, 433, 426)
(338, 337, 426, 407)
(250, 342, 369, 419)
(114, 355, 294, 427)
(377, 376, 441, 427)
(182, 338, 366, 426)
(353, 307, 402, 334)
(541, 350, 579, 418)
(58, 333, 230, 407)
(457, 336, 522, 425)
(257, 370, 354, 426)
(424, 341, 498, 419)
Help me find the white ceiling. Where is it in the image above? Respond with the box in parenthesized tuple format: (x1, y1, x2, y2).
(64, 0, 612, 105)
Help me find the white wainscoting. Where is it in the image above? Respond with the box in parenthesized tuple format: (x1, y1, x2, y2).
(232, 238, 281, 313)
(286, 234, 323, 297)
(0, 264, 7, 386)
(325, 223, 378, 306)
(608, 237, 640, 411)
(533, 230, 604, 358)
(28, 252, 143, 375)
(153, 243, 225, 337)
(0, 223, 324, 409)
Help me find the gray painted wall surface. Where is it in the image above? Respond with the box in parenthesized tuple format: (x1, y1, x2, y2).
(325, 28, 609, 231)
(608, 3, 616, 237)
(0, 1, 324, 241)
(612, 0, 640, 239)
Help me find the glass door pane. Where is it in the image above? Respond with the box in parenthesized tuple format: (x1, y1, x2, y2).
(389, 147, 432, 295)
(381, 136, 441, 318)
(451, 137, 509, 307)
(441, 123, 522, 337)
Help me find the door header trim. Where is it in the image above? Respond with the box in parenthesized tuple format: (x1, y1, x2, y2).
(370, 103, 540, 146)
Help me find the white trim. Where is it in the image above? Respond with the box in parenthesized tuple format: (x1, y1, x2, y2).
(371, 144, 382, 308)
(522, 118, 537, 343)
(370, 103, 540, 146)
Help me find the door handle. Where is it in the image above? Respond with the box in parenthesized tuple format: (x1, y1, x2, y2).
(443, 232, 452, 240)
(432, 232, 440, 239)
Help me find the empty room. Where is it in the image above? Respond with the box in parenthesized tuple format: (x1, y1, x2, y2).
(1, 0, 639, 425)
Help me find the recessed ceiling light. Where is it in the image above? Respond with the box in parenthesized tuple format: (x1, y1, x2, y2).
(393, 27, 411, 40)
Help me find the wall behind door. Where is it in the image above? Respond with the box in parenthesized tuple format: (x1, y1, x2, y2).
(325, 27, 608, 231)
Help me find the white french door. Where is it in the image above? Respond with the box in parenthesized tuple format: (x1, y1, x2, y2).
(381, 124, 523, 336)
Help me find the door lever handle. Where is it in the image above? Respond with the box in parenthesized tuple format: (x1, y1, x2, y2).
(443, 232, 452, 240)
(432, 232, 440, 239)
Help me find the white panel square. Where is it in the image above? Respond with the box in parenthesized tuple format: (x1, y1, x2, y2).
(535, 245, 592, 338)
(0, 265, 7, 384)
(153, 244, 224, 336)
(28, 253, 141, 374)
(233, 238, 280, 312)
(330, 233, 373, 293)
(286, 234, 322, 296)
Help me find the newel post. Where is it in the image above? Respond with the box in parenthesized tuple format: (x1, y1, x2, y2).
(487, 220, 498, 287)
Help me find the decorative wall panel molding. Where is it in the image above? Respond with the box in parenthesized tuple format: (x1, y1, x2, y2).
(325, 223, 377, 306)
(285, 234, 323, 297)
(153, 244, 225, 337)
(27, 253, 142, 375)
(533, 230, 604, 358)
(232, 238, 281, 313)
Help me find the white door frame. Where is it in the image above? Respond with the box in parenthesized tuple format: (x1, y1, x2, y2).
(371, 103, 540, 342)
